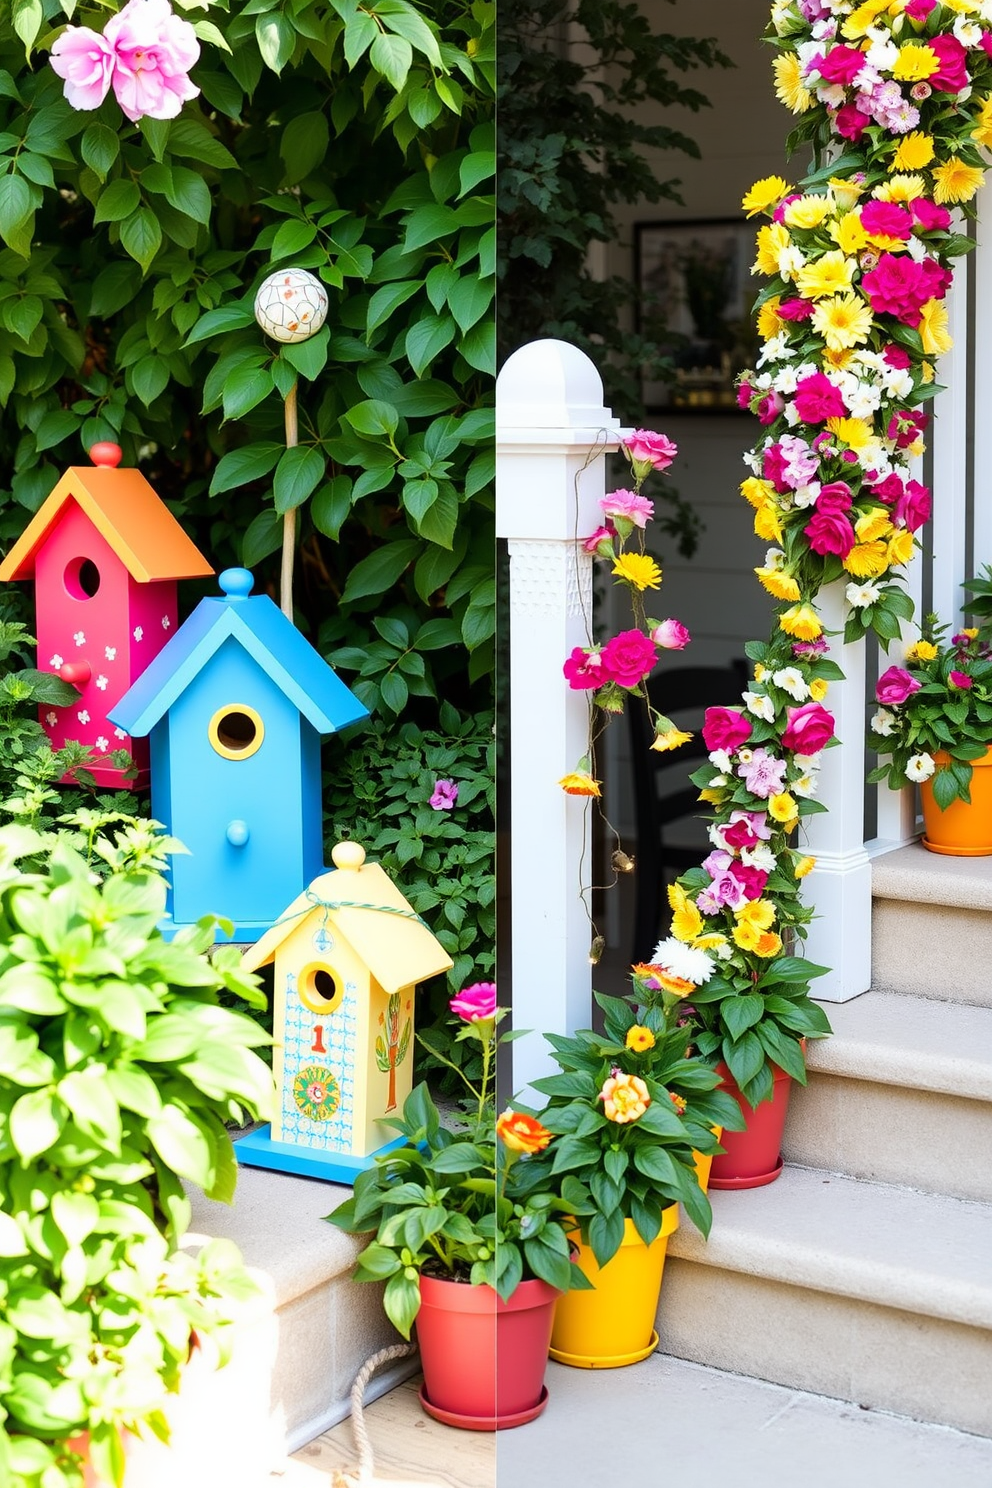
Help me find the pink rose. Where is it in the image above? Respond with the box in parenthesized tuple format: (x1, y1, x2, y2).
(778, 298, 814, 321)
(737, 381, 754, 410)
(950, 671, 973, 690)
(563, 647, 606, 690)
(600, 489, 654, 528)
(894, 478, 931, 532)
(623, 429, 677, 473)
(866, 472, 904, 506)
(910, 198, 952, 233)
(450, 982, 497, 1021)
(805, 509, 856, 558)
(860, 201, 913, 241)
(757, 390, 785, 426)
(781, 702, 836, 753)
(862, 255, 934, 324)
(702, 707, 753, 753)
(876, 666, 922, 706)
(813, 45, 865, 85)
(651, 618, 691, 651)
(793, 372, 846, 424)
(905, 0, 937, 17)
(51, 0, 200, 123)
(582, 525, 616, 557)
(763, 443, 790, 493)
(882, 345, 912, 370)
(727, 862, 770, 901)
(917, 258, 952, 301)
(601, 630, 657, 688)
(927, 33, 969, 93)
(815, 481, 853, 514)
(834, 104, 871, 142)
(723, 817, 760, 850)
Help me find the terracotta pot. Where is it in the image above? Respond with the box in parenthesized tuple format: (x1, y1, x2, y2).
(921, 748, 992, 856)
(709, 1062, 795, 1189)
(416, 1274, 559, 1430)
(549, 1208, 678, 1368)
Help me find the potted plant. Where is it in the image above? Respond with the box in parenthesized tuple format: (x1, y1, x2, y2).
(869, 614, 992, 856)
(0, 820, 276, 1488)
(325, 983, 587, 1430)
(513, 978, 743, 1369)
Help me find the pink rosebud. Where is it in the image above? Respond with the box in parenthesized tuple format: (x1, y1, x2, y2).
(887, 410, 929, 449)
(600, 488, 654, 528)
(702, 707, 752, 753)
(780, 702, 836, 754)
(876, 666, 922, 706)
(949, 671, 973, 690)
(816, 481, 853, 513)
(430, 780, 459, 811)
(737, 381, 754, 410)
(582, 525, 616, 557)
(651, 618, 691, 651)
(778, 298, 815, 321)
(894, 478, 931, 533)
(834, 104, 871, 142)
(757, 390, 785, 426)
(623, 429, 677, 473)
(910, 198, 952, 233)
(449, 982, 497, 1022)
(601, 630, 657, 688)
(905, 0, 937, 18)
(563, 647, 606, 690)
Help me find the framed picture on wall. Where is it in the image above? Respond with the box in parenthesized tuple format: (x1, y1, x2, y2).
(634, 218, 760, 412)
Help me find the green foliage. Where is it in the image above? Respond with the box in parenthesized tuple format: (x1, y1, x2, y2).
(0, 0, 495, 726)
(0, 825, 276, 1484)
(497, 0, 732, 424)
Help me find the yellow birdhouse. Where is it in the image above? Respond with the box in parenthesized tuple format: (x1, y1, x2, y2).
(235, 840, 453, 1183)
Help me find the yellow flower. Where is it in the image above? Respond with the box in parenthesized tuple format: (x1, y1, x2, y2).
(698, 787, 725, 804)
(973, 98, 992, 150)
(756, 565, 801, 602)
(753, 221, 792, 276)
(812, 292, 874, 352)
(921, 361, 935, 384)
(625, 1025, 656, 1053)
(843, 541, 890, 578)
(780, 604, 822, 641)
(891, 44, 939, 82)
(887, 529, 916, 567)
(961, 627, 980, 640)
(754, 503, 784, 544)
(669, 1092, 687, 1114)
(829, 213, 870, 255)
(874, 174, 926, 203)
(828, 177, 865, 211)
(757, 296, 788, 341)
(668, 883, 703, 943)
(794, 855, 816, 879)
(651, 727, 692, 754)
(827, 416, 872, 449)
(855, 508, 893, 543)
(743, 176, 791, 218)
(795, 250, 856, 301)
(906, 640, 938, 662)
(773, 52, 813, 113)
(842, 0, 894, 37)
(559, 770, 601, 797)
(754, 663, 768, 683)
(892, 132, 935, 172)
(821, 347, 854, 372)
(735, 898, 776, 931)
(599, 1071, 651, 1124)
(769, 791, 798, 823)
(918, 297, 953, 357)
(740, 477, 776, 509)
(733, 923, 783, 958)
(784, 195, 833, 230)
(932, 158, 985, 206)
(809, 678, 829, 702)
(612, 552, 662, 591)
(694, 932, 727, 952)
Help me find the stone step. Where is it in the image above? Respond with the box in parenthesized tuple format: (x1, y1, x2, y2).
(872, 843, 992, 1007)
(784, 991, 992, 1202)
(663, 1164, 992, 1437)
(188, 1163, 415, 1463)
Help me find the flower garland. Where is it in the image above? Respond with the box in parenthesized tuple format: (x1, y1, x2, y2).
(618, 0, 992, 1106)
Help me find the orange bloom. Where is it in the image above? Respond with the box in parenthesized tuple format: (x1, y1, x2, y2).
(496, 1109, 552, 1154)
(625, 1025, 656, 1053)
(599, 1071, 651, 1124)
(559, 770, 601, 797)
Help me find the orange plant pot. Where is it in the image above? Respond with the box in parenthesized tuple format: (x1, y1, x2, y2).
(921, 748, 992, 856)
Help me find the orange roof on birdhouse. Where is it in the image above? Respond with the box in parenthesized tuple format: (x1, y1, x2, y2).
(0, 456, 213, 583)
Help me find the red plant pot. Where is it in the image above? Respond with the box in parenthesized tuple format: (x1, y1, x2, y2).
(416, 1274, 559, 1430)
(708, 1060, 795, 1189)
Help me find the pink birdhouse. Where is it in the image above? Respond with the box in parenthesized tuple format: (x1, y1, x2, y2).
(0, 443, 213, 788)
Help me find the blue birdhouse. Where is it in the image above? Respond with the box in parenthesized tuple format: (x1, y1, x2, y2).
(109, 567, 368, 940)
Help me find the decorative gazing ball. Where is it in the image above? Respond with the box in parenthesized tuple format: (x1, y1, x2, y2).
(254, 268, 329, 343)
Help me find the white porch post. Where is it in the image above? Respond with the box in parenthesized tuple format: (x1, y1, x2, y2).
(801, 581, 872, 1002)
(496, 340, 622, 1095)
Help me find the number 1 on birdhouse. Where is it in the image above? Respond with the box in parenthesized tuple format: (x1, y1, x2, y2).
(311, 1025, 326, 1055)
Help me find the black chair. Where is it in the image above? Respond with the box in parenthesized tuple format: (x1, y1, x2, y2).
(627, 659, 749, 964)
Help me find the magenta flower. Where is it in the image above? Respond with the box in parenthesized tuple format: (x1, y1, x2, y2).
(51, 0, 200, 123)
(651, 618, 690, 651)
(949, 671, 973, 691)
(793, 373, 846, 425)
(600, 489, 654, 529)
(780, 702, 835, 754)
(623, 429, 677, 473)
(702, 707, 752, 753)
(893, 479, 931, 533)
(876, 666, 922, 706)
(812, 44, 865, 86)
(805, 508, 856, 559)
(860, 201, 913, 241)
(778, 298, 814, 321)
(927, 33, 969, 94)
(563, 647, 607, 690)
(450, 983, 497, 1022)
(834, 105, 871, 143)
(430, 780, 459, 811)
(887, 410, 929, 449)
(601, 630, 657, 688)
(910, 199, 951, 233)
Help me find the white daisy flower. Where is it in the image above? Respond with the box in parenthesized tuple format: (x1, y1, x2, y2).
(77, 710, 90, 725)
(133, 626, 143, 641)
(73, 631, 85, 647)
(906, 753, 935, 783)
(743, 691, 776, 722)
(904, 234, 927, 263)
(650, 936, 715, 986)
(105, 646, 117, 660)
(95, 736, 109, 752)
(95, 674, 108, 690)
(772, 668, 810, 702)
(846, 582, 880, 608)
(871, 709, 896, 737)
(49, 653, 64, 669)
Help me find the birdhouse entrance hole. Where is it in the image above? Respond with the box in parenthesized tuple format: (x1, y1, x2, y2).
(208, 703, 265, 760)
(299, 963, 344, 1015)
(64, 557, 101, 600)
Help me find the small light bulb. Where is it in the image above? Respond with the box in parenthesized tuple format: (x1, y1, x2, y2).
(588, 935, 606, 965)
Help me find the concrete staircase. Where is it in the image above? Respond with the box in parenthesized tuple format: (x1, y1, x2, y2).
(660, 841, 992, 1437)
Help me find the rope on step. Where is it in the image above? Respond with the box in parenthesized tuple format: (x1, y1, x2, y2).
(332, 1341, 419, 1487)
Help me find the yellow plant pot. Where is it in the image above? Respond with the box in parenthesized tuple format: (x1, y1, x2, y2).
(549, 1207, 678, 1369)
(692, 1126, 723, 1195)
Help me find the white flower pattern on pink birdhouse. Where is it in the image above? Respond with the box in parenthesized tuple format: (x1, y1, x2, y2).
(113, 727, 126, 739)
(96, 674, 108, 690)
(105, 646, 117, 661)
(134, 626, 143, 641)
(77, 709, 90, 724)
(49, 653, 63, 668)
(95, 735, 109, 751)
(162, 615, 170, 629)
(73, 631, 85, 646)
(46, 711, 57, 726)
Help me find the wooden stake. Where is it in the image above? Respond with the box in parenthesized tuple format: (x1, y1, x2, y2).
(281, 379, 299, 621)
